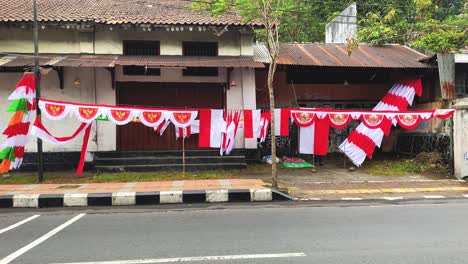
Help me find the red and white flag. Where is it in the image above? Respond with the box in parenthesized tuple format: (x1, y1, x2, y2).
(243, 109, 261, 139)
(274, 108, 291, 136)
(199, 109, 225, 148)
(296, 113, 329, 155)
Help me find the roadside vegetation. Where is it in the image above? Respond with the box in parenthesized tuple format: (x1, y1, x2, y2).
(363, 152, 451, 177)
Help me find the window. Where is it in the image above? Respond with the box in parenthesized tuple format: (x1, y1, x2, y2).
(182, 41, 218, 76)
(123, 40, 160, 76)
(122, 66, 161, 76)
(182, 42, 218, 56)
(123, 40, 160, 55)
(455, 71, 468, 98)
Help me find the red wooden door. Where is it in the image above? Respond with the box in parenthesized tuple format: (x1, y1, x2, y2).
(117, 82, 224, 151)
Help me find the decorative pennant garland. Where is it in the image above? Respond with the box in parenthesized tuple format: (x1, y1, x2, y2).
(328, 113, 351, 129)
(139, 111, 167, 128)
(292, 111, 315, 127)
(0, 73, 36, 173)
(170, 111, 198, 139)
(361, 114, 387, 129)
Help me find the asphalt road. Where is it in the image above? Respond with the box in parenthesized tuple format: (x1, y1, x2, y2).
(1, 201, 468, 264)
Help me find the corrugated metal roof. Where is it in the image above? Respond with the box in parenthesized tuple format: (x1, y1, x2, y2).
(253, 43, 432, 69)
(115, 55, 264, 68)
(0, 55, 264, 68)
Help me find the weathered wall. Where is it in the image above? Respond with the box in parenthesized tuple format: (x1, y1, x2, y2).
(0, 27, 254, 56)
(325, 3, 357, 44)
(115, 67, 227, 83)
(227, 68, 257, 148)
(0, 68, 98, 152)
(255, 70, 390, 107)
(453, 99, 468, 179)
(95, 68, 116, 151)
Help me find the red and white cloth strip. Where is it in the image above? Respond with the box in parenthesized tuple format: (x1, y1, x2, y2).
(175, 120, 200, 139)
(170, 111, 198, 139)
(199, 109, 225, 148)
(29, 118, 93, 175)
(220, 111, 240, 156)
(244, 109, 290, 142)
(339, 79, 423, 166)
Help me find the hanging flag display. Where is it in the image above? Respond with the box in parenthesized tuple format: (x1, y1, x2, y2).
(2, 93, 455, 174)
(339, 79, 423, 166)
(0, 73, 36, 173)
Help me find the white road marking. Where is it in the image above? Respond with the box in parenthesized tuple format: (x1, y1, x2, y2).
(0, 214, 85, 264)
(0, 215, 40, 235)
(423, 195, 445, 199)
(51, 252, 307, 264)
(382, 197, 404, 201)
(341, 197, 363, 201)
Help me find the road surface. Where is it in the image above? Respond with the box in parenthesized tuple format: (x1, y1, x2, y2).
(1, 201, 468, 263)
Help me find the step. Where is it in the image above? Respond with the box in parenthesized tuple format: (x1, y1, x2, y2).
(94, 156, 246, 166)
(95, 150, 245, 159)
(95, 163, 247, 172)
(17, 162, 94, 172)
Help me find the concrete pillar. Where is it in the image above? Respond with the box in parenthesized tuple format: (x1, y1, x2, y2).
(453, 100, 468, 180)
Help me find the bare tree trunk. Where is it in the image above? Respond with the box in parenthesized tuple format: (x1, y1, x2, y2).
(268, 61, 278, 189)
(262, 0, 280, 189)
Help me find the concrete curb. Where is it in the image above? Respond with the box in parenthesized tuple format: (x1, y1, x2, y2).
(0, 189, 292, 208)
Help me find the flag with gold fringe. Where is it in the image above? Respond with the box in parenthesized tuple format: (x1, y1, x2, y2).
(0, 73, 36, 173)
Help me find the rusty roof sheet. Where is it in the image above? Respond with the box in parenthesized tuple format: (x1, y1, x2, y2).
(114, 55, 264, 68)
(254, 43, 432, 69)
(0, 0, 261, 26)
(0, 55, 264, 68)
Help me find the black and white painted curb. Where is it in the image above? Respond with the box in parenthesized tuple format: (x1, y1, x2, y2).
(295, 194, 468, 202)
(0, 189, 292, 208)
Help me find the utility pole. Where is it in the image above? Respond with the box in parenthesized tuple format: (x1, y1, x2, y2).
(33, 0, 44, 182)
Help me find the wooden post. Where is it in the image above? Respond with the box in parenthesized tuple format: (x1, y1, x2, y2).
(182, 137, 186, 177)
(33, 0, 44, 182)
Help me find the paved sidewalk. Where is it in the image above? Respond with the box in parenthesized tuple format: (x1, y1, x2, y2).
(0, 179, 267, 195)
(286, 179, 468, 201)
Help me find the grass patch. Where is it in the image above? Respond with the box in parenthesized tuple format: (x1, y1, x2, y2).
(0, 168, 249, 185)
(362, 160, 433, 176)
(93, 170, 233, 183)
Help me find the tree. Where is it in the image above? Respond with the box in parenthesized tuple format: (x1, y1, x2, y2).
(193, 0, 293, 188)
(358, 0, 467, 53)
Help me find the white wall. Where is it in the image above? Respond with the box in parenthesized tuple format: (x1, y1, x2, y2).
(95, 68, 116, 151)
(0, 68, 97, 153)
(227, 68, 257, 148)
(115, 67, 227, 83)
(454, 98, 468, 179)
(0, 26, 254, 57)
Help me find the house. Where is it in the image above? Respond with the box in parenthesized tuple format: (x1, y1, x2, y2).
(0, 0, 440, 171)
(254, 43, 440, 156)
(0, 0, 263, 170)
